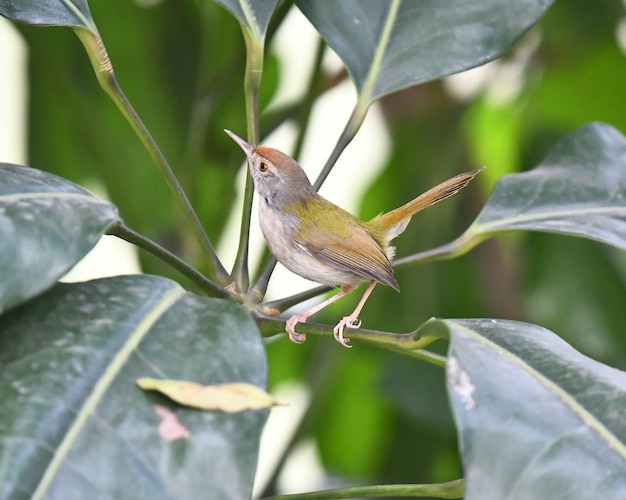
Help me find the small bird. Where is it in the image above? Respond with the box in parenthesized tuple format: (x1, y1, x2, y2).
(226, 130, 482, 347)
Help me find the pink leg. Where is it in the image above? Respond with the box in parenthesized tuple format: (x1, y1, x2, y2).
(333, 280, 377, 348)
(285, 286, 356, 344)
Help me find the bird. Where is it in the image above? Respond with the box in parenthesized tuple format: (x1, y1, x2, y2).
(225, 129, 482, 347)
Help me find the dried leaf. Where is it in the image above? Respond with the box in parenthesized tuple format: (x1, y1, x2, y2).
(137, 378, 286, 413)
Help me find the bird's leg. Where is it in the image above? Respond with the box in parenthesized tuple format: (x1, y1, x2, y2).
(333, 280, 377, 348)
(285, 285, 356, 344)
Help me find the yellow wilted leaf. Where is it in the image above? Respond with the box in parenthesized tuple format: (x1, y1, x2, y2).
(137, 378, 286, 413)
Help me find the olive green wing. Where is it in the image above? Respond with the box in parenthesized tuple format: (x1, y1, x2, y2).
(296, 223, 399, 291)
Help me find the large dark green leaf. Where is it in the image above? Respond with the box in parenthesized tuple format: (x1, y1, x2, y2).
(420, 318, 626, 499)
(469, 123, 626, 249)
(0, 275, 267, 500)
(397, 122, 626, 269)
(213, 0, 279, 38)
(296, 0, 554, 103)
(0, 163, 118, 313)
(0, 0, 95, 30)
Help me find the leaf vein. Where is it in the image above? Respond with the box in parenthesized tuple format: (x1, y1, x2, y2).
(31, 284, 185, 499)
(451, 321, 626, 461)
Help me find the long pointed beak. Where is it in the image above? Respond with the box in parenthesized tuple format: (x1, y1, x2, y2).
(224, 129, 253, 158)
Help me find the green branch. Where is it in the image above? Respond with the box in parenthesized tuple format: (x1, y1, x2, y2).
(73, 28, 232, 287)
(231, 26, 265, 293)
(312, 99, 369, 191)
(394, 228, 485, 269)
(263, 479, 463, 499)
(255, 316, 446, 367)
(252, 37, 328, 298)
(300, 0, 399, 219)
(262, 284, 331, 311)
(108, 222, 236, 300)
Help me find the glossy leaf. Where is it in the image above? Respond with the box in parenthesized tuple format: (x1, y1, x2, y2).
(0, 275, 267, 499)
(423, 318, 626, 499)
(0, 0, 95, 30)
(0, 163, 118, 313)
(296, 0, 555, 102)
(214, 0, 279, 38)
(468, 123, 626, 249)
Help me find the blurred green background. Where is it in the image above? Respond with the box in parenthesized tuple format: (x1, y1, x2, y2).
(6, 0, 626, 495)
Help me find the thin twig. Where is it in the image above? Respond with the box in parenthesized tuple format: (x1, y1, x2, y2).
(108, 223, 236, 300)
(73, 29, 232, 286)
(262, 285, 331, 312)
(263, 479, 463, 499)
(231, 27, 265, 292)
(252, 37, 329, 297)
(394, 230, 482, 269)
(255, 316, 444, 355)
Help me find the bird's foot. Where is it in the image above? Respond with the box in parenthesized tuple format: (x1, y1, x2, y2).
(333, 316, 361, 348)
(286, 315, 307, 344)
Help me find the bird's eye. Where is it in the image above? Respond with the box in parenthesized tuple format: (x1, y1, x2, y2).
(258, 161, 269, 172)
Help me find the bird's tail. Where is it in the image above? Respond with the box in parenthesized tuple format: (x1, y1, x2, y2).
(369, 167, 484, 241)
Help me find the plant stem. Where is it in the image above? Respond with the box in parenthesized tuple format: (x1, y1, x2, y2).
(263, 479, 463, 499)
(73, 29, 232, 287)
(231, 27, 265, 294)
(263, 285, 331, 311)
(312, 97, 369, 190)
(256, 317, 443, 356)
(394, 229, 482, 269)
(252, 53, 371, 298)
(251, 38, 327, 297)
(258, 66, 348, 139)
(108, 223, 236, 299)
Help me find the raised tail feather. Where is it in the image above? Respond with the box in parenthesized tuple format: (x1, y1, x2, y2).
(370, 167, 484, 241)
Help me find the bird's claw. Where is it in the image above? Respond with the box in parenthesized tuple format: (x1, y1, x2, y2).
(333, 315, 361, 348)
(347, 318, 361, 329)
(287, 314, 362, 348)
(286, 316, 307, 344)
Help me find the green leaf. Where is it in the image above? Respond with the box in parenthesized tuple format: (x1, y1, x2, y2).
(0, 0, 95, 30)
(469, 122, 626, 249)
(0, 275, 267, 499)
(296, 0, 555, 103)
(0, 163, 118, 313)
(425, 318, 626, 499)
(214, 0, 280, 38)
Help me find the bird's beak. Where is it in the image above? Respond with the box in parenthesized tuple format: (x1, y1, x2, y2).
(224, 129, 253, 159)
